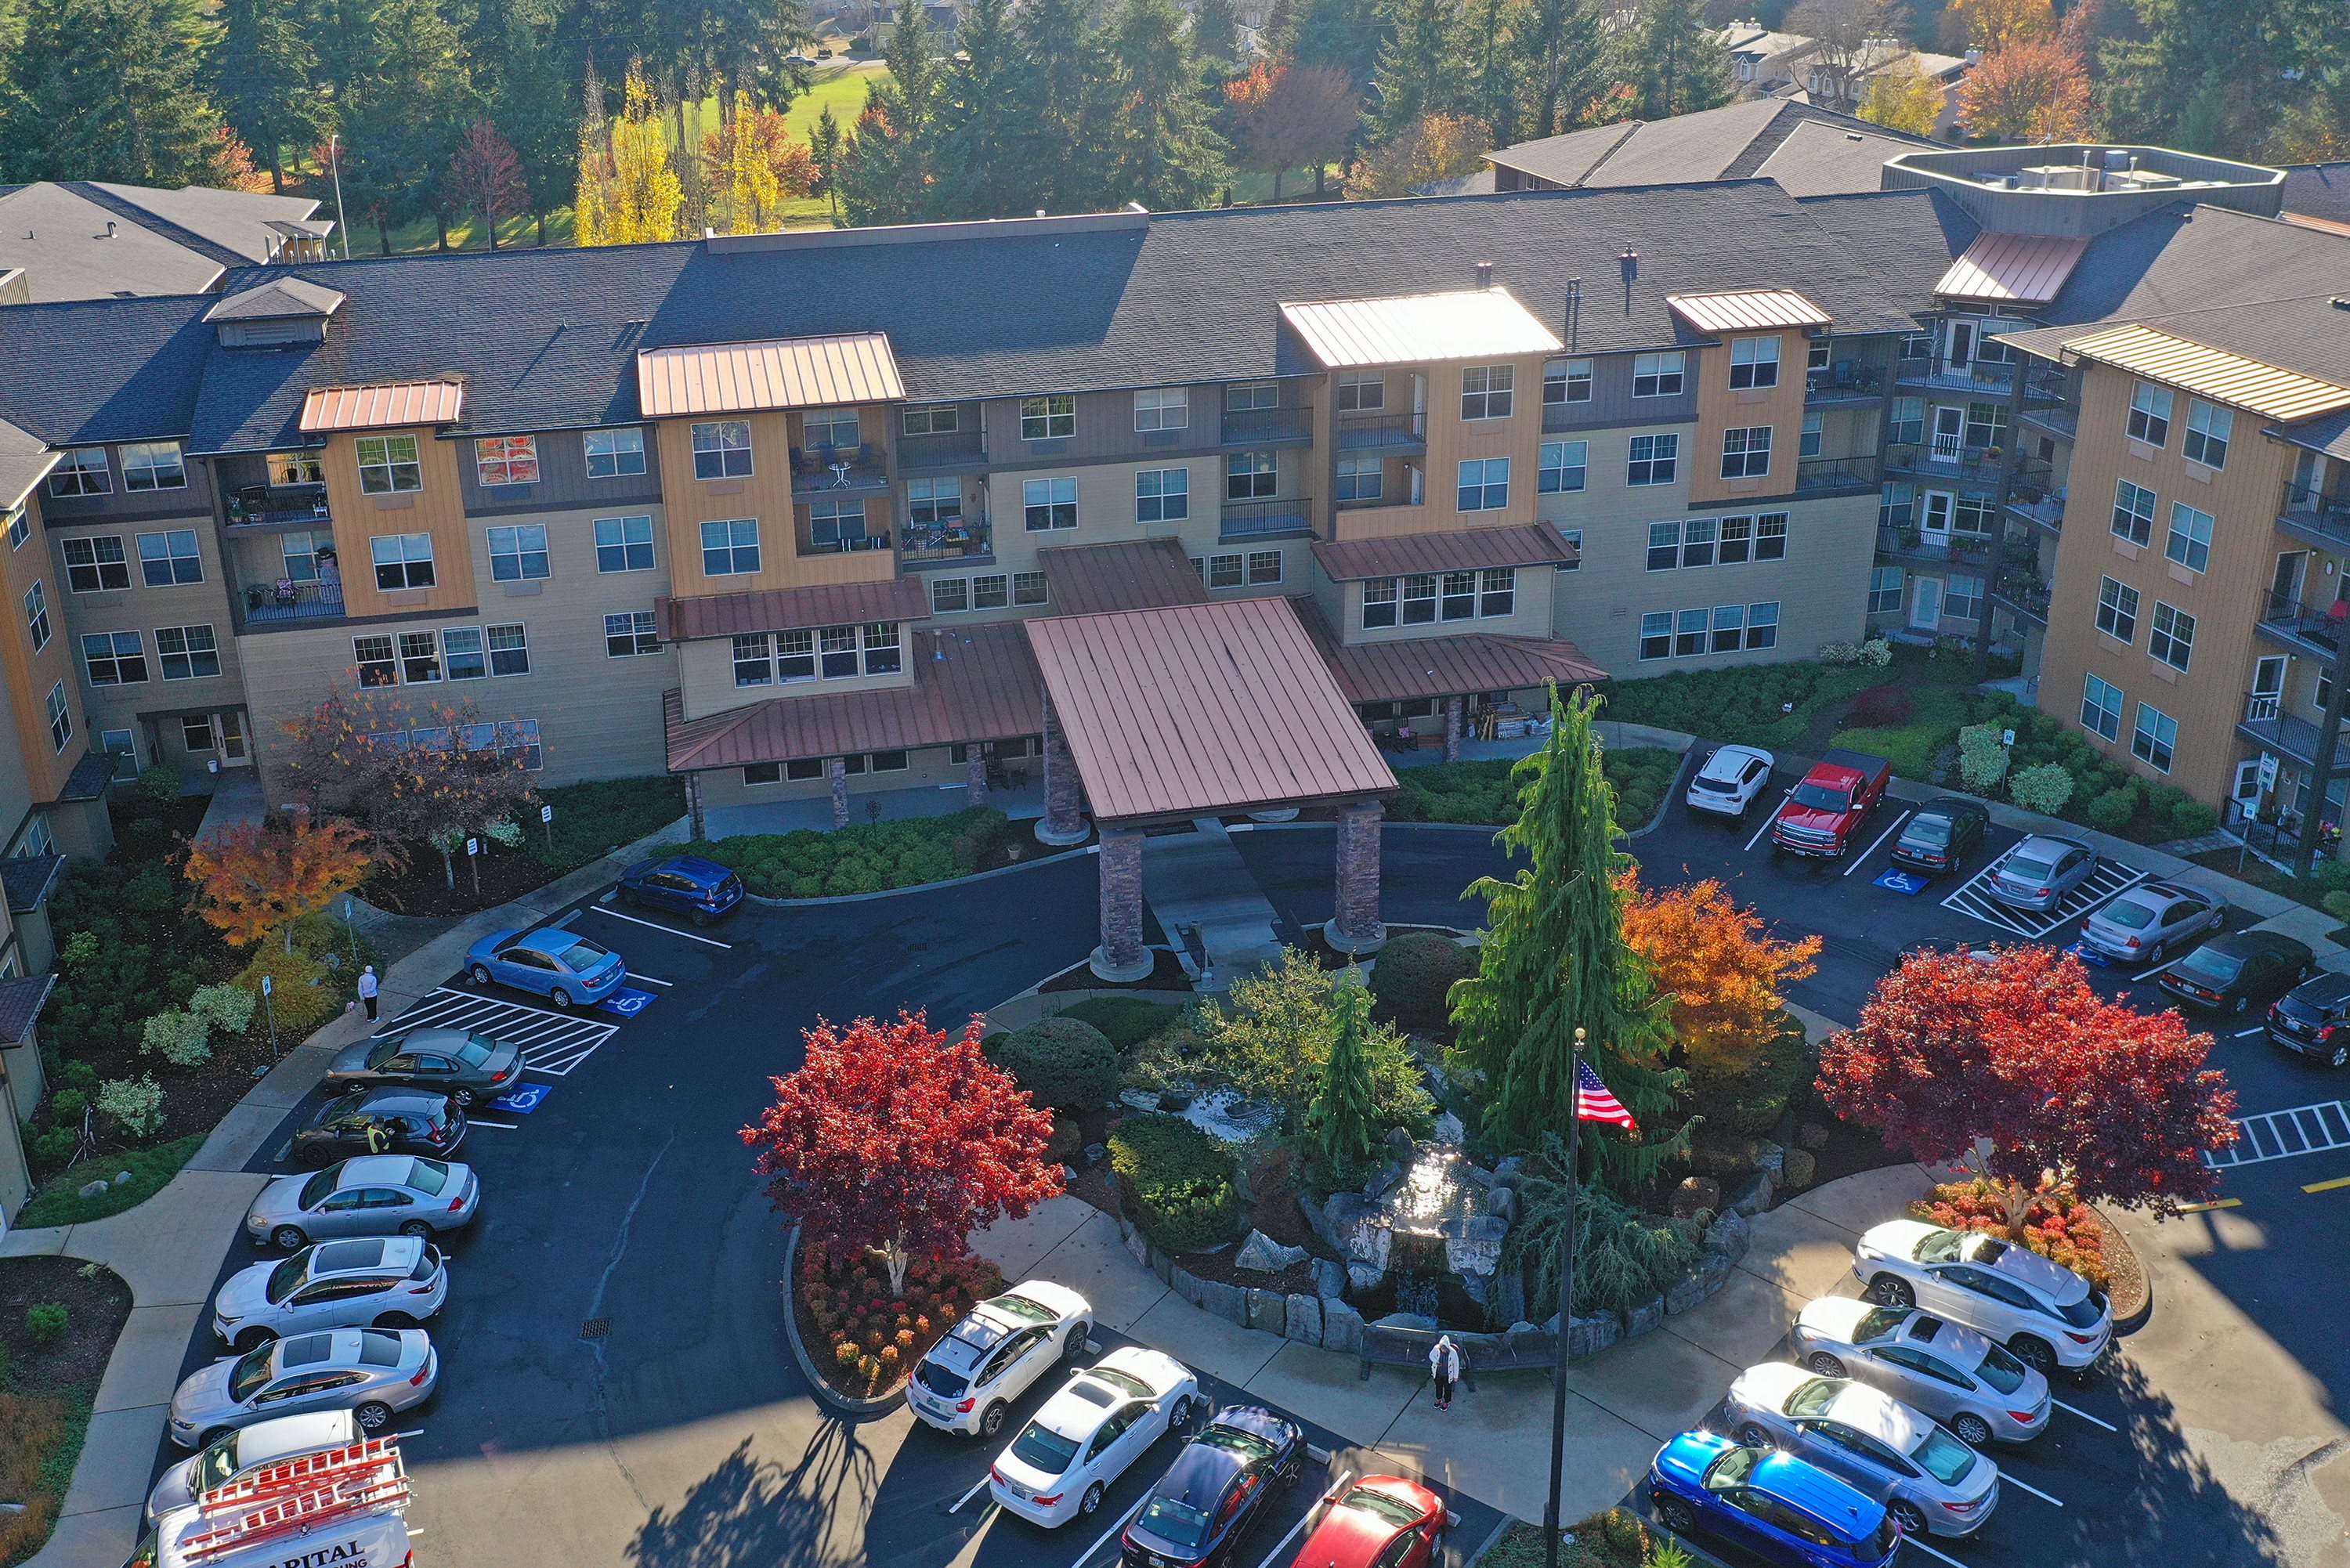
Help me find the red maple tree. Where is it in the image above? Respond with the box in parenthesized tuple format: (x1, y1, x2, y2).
(1817, 945, 2239, 1232)
(743, 1013, 1062, 1294)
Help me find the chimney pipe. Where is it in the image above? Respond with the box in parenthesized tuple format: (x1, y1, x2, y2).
(1564, 277, 1582, 351)
(103, 221, 116, 239)
(1620, 247, 1639, 312)
(1475, 260, 1494, 290)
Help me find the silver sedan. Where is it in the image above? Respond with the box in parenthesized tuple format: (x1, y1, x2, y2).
(1789, 1297, 2051, 1446)
(166, 1328, 436, 1447)
(1988, 835, 2097, 912)
(2077, 879, 2223, 964)
(1724, 1362, 2001, 1538)
(243, 1155, 479, 1249)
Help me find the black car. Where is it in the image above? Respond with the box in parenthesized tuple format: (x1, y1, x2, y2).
(1889, 797, 1990, 876)
(2157, 930, 2315, 1015)
(292, 1087, 468, 1167)
(323, 1027, 522, 1107)
(2268, 971, 2350, 1067)
(1121, 1406, 1303, 1568)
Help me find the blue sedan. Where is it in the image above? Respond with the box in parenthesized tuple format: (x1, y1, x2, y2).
(615, 854, 743, 924)
(465, 928, 627, 1010)
(1648, 1430, 1899, 1568)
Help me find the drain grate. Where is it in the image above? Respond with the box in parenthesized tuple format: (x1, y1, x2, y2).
(580, 1317, 612, 1340)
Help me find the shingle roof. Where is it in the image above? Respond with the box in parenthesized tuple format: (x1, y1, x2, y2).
(1487, 100, 1930, 193)
(0, 183, 226, 300)
(1749, 120, 1925, 200)
(1038, 538, 1208, 616)
(205, 276, 345, 322)
(2283, 162, 2350, 229)
(80, 182, 324, 265)
(0, 292, 215, 444)
(1311, 523, 1578, 581)
(0, 417, 58, 509)
(1, 852, 62, 914)
(0, 973, 56, 1046)
(1795, 189, 1980, 313)
(663, 576, 931, 641)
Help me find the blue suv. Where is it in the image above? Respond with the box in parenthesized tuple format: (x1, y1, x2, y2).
(1649, 1431, 1899, 1568)
(616, 855, 744, 924)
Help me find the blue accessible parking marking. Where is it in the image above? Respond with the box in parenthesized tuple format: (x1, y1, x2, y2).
(490, 1082, 552, 1115)
(1874, 868, 1932, 895)
(598, 987, 658, 1017)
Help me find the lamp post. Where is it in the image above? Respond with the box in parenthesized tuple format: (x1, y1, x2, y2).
(1543, 1027, 1585, 1568)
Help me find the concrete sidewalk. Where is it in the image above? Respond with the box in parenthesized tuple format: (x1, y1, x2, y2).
(974, 1163, 1933, 1526)
(0, 819, 685, 1568)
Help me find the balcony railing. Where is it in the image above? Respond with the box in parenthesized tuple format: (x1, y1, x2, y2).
(1796, 456, 1878, 492)
(1991, 568, 2051, 626)
(1336, 413, 1426, 452)
(790, 446, 890, 496)
(1885, 440, 2005, 485)
(2017, 401, 2078, 439)
(1804, 363, 1886, 403)
(2240, 692, 2346, 771)
(1875, 525, 1990, 562)
(2279, 479, 2350, 549)
(1220, 405, 1314, 444)
(225, 483, 331, 529)
(1220, 497, 1313, 538)
(2258, 591, 2346, 658)
(240, 579, 345, 623)
(896, 428, 985, 469)
(1896, 353, 2022, 395)
(900, 515, 990, 563)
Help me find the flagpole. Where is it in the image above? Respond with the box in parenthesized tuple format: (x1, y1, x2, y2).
(1545, 1026, 1585, 1568)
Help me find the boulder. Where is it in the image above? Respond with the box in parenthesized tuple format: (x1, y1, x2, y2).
(1544, 1310, 1621, 1361)
(1491, 1264, 1526, 1327)
(1503, 1321, 1553, 1363)
(1322, 1301, 1365, 1356)
(1623, 1293, 1666, 1339)
(1490, 1154, 1525, 1187)
(1347, 1261, 1385, 1294)
(1198, 1278, 1247, 1327)
(1755, 1140, 1787, 1178)
(1702, 1209, 1752, 1264)
(1296, 1191, 1338, 1252)
(78, 1179, 107, 1199)
(1727, 1171, 1775, 1217)
(1670, 1176, 1723, 1220)
(1083, 1142, 1108, 1166)
(1665, 1256, 1731, 1315)
(1284, 1294, 1323, 1346)
(1234, 1230, 1310, 1275)
(1486, 1187, 1519, 1225)
(1314, 1259, 1347, 1302)
(1384, 1126, 1417, 1159)
(113, 1170, 132, 1186)
(1246, 1288, 1287, 1336)
(1781, 1149, 1817, 1190)
(1148, 1245, 1174, 1285)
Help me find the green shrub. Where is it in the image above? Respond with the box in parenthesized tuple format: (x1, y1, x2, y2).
(30, 1126, 75, 1167)
(2167, 798, 2219, 837)
(1371, 933, 1474, 1026)
(1958, 723, 2012, 793)
(139, 1009, 210, 1068)
(1506, 1138, 1699, 1319)
(24, 1302, 66, 1346)
(2008, 761, 2075, 816)
(135, 765, 183, 810)
(57, 1060, 96, 1091)
(530, 775, 688, 873)
(1108, 1114, 1240, 1255)
(985, 1017, 1119, 1111)
(1056, 997, 1184, 1051)
(2085, 782, 2141, 832)
(689, 807, 1007, 898)
(2326, 890, 2350, 923)
(96, 1076, 166, 1139)
(1685, 1015, 1809, 1136)
(1387, 747, 1676, 829)
(187, 983, 259, 1036)
(1603, 663, 1876, 749)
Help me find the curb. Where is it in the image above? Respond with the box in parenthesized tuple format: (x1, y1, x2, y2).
(780, 1225, 906, 1421)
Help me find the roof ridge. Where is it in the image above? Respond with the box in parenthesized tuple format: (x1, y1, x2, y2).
(61, 180, 250, 269)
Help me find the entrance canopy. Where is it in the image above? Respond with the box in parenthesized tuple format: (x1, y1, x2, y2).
(1024, 598, 1396, 822)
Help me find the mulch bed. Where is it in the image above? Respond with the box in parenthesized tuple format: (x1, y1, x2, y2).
(1798, 1113, 1910, 1193)
(2086, 1206, 2150, 1324)
(1039, 951, 1195, 993)
(363, 849, 563, 918)
(0, 1257, 131, 1394)
(790, 1273, 900, 1403)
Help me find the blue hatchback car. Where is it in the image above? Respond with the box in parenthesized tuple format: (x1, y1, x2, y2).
(1649, 1431, 1899, 1568)
(616, 855, 744, 924)
(465, 927, 627, 1010)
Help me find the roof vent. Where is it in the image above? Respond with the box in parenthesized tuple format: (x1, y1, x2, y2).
(1846, 132, 1864, 141)
(2333, 297, 2350, 311)
(1620, 247, 1639, 282)
(1475, 260, 1494, 290)
(103, 221, 117, 239)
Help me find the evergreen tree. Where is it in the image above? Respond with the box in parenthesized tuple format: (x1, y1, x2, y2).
(1303, 968, 1381, 1188)
(489, 13, 580, 241)
(1193, 0, 1244, 72)
(1458, 0, 1524, 146)
(1100, 0, 1227, 210)
(5, 0, 237, 186)
(208, 0, 321, 191)
(1628, 0, 1732, 118)
(936, 0, 1032, 218)
(2099, 0, 2316, 158)
(808, 102, 844, 219)
(1279, 0, 1382, 90)
(338, 0, 477, 251)
(838, 1, 942, 223)
(1365, 0, 1462, 143)
(1452, 685, 1683, 1189)
(1010, 0, 1104, 212)
(1516, 0, 1610, 136)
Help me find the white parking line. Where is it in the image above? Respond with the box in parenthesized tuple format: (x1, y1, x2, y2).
(1744, 798, 1789, 853)
(2001, 1473, 2065, 1507)
(1251, 1475, 1350, 1568)
(586, 905, 734, 948)
(1067, 1493, 1151, 1568)
(2134, 963, 2177, 984)
(379, 988, 618, 1077)
(1844, 810, 1912, 876)
(2230, 1025, 2265, 1038)
(948, 1476, 991, 1514)
(2204, 1100, 2350, 1168)
(465, 1118, 522, 1130)
(1901, 1534, 1972, 1568)
(1940, 848, 2147, 941)
(625, 973, 674, 988)
(2052, 1398, 2119, 1433)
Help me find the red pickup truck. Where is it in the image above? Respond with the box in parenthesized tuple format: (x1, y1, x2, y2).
(1769, 749, 1893, 858)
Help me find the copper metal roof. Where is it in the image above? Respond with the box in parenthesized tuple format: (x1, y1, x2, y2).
(1039, 538, 1209, 616)
(1024, 598, 1395, 821)
(1311, 523, 1578, 582)
(1664, 288, 1831, 334)
(663, 621, 1042, 769)
(1291, 596, 1607, 703)
(2055, 323, 2350, 422)
(663, 576, 931, 642)
(1279, 289, 1564, 368)
(1932, 233, 2089, 305)
(298, 381, 464, 432)
(635, 333, 905, 417)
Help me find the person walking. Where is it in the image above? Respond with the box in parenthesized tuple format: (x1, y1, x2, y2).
(358, 964, 379, 1021)
(1429, 1334, 1463, 1410)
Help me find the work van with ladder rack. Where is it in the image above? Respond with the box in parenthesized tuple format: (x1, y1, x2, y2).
(126, 1436, 412, 1568)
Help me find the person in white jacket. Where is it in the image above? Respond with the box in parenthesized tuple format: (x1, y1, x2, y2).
(1428, 1335, 1463, 1410)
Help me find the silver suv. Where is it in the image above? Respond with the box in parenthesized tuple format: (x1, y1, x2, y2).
(1790, 1297, 2051, 1446)
(1853, 1221, 2112, 1378)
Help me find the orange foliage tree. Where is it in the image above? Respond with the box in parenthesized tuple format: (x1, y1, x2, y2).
(185, 816, 372, 951)
(1958, 34, 2096, 142)
(1620, 873, 1821, 1076)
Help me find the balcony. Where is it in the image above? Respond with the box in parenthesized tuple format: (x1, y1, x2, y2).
(2239, 691, 2347, 770)
(224, 483, 331, 530)
(900, 515, 990, 565)
(1795, 456, 1878, 493)
(896, 428, 985, 471)
(1875, 525, 1992, 566)
(1885, 440, 2005, 487)
(1803, 364, 1887, 406)
(1895, 352, 2021, 396)
(240, 579, 345, 625)
(2256, 591, 2346, 660)
(1220, 405, 1314, 445)
(1990, 568, 2050, 627)
(790, 446, 891, 497)
(2278, 479, 2350, 551)
(1220, 497, 1314, 540)
(1336, 413, 1426, 453)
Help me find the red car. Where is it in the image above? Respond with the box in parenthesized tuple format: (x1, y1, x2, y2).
(1291, 1476, 1449, 1568)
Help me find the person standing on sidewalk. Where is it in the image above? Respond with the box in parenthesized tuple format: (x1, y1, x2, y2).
(358, 965, 379, 1021)
(1429, 1334, 1463, 1409)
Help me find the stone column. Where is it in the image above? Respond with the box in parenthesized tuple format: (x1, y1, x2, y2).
(1444, 695, 1464, 762)
(827, 757, 849, 829)
(1036, 696, 1091, 845)
(684, 771, 707, 841)
(965, 742, 989, 806)
(1324, 799, 1388, 955)
(1090, 824, 1154, 982)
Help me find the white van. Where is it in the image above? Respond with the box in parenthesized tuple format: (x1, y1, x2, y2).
(128, 1437, 409, 1568)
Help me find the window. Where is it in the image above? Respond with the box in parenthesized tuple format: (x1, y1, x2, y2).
(903, 403, 963, 438)
(1441, 571, 1477, 620)
(1539, 440, 1587, 493)
(1799, 410, 1822, 457)
(2081, 674, 2124, 741)
(1719, 516, 1752, 564)
(1133, 388, 1189, 432)
(2132, 702, 2178, 771)
(1627, 433, 1677, 486)
(2095, 576, 2139, 644)
(583, 427, 646, 477)
(4, 503, 22, 549)
(2149, 602, 2196, 671)
(355, 435, 422, 494)
(1868, 565, 1903, 614)
(1728, 336, 1780, 388)
(1227, 451, 1277, 500)
(155, 624, 219, 679)
(81, 630, 146, 685)
(1225, 381, 1278, 412)
(700, 518, 761, 576)
(442, 626, 485, 679)
(185, 716, 219, 753)
(353, 634, 396, 687)
(820, 625, 859, 677)
(690, 420, 753, 479)
(399, 630, 442, 683)
(1710, 604, 1745, 652)
(1401, 573, 1439, 624)
(742, 762, 781, 785)
(44, 681, 69, 752)
(1680, 518, 1718, 568)
(497, 718, 543, 771)
(1632, 352, 1685, 397)
(268, 450, 325, 486)
(20, 581, 47, 650)
(2164, 502, 2214, 573)
(137, 529, 204, 587)
(1024, 477, 1078, 530)
(63, 535, 129, 593)
(2112, 479, 2156, 547)
(1336, 373, 1385, 413)
(1461, 364, 1514, 420)
(1746, 601, 1778, 649)
(1964, 401, 2007, 450)
(862, 622, 902, 674)
(1676, 608, 1708, 656)
(1639, 611, 1672, 659)
(371, 533, 436, 590)
(280, 530, 331, 582)
(1362, 578, 1398, 629)
(474, 435, 539, 486)
(1206, 553, 1246, 589)
(1808, 341, 1831, 372)
(1480, 567, 1515, 617)
(1137, 468, 1189, 522)
(1889, 397, 1923, 445)
(99, 728, 139, 779)
(1721, 426, 1772, 479)
(2183, 400, 2232, 468)
(483, 623, 528, 676)
(1878, 482, 1915, 529)
(1947, 573, 1983, 621)
(1647, 522, 1683, 572)
(1545, 358, 1593, 405)
(606, 611, 660, 656)
(1457, 457, 1509, 511)
(2128, 381, 2173, 446)
(1756, 513, 1787, 559)
(486, 523, 550, 580)
(1020, 396, 1075, 440)
(809, 499, 875, 552)
(973, 574, 1010, 609)
(594, 515, 655, 573)
(906, 478, 963, 531)
(1014, 569, 1050, 605)
(1336, 455, 1383, 502)
(802, 408, 859, 450)
(732, 634, 773, 685)
(776, 629, 815, 681)
(48, 448, 110, 497)
(931, 577, 969, 614)
(120, 440, 186, 491)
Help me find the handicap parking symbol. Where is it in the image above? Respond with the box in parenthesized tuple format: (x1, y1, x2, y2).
(490, 1082, 551, 1115)
(1873, 868, 1931, 895)
(598, 987, 656, 1017)
(2065, 940, 2110, 966)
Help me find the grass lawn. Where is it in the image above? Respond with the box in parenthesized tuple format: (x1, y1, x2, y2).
(1831, 683, 1979, 781)
(16, 1134, 204, 1230)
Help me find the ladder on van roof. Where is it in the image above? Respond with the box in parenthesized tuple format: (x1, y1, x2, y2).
(179, 1439, 410, 1565)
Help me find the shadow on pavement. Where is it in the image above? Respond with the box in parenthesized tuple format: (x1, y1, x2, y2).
(629, 1424, 880, 1568)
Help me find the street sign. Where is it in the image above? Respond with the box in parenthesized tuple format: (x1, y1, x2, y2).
(465, 836, 479, 856)
(540, 804, 554, 823)
(261, 974, 273, 995)
(2001, 729, 2016, 747)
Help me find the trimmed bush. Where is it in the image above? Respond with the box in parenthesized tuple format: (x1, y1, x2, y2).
(985, 1017, 1119, 1111)
(233, 947, 338, 1034)
(96, 1076, 165, 1138)
(1371, 933, 1474, 1026)
(1108, 1113, 1240, 1255)
(188, 982, 258, 1036)
(1958, 723, 2012, 793)
(2085, 782, 2140, 833)
(1057, 996, 1184, 1051)
(2167, 798, 2219, 837)
(688, 807, 1014, 899)
(2008, 762, 2076, 816)
(24, 1303, 65, 1346)
(1387, 747, 1677, 829)
(139, 1010, 210, 1068)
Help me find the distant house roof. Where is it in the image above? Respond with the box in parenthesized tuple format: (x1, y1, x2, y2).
(1038, 538, 1209, 616)
(1281, 289, 1564, 367)
(663, 576, 931, 641)
(635, 333, 905, 417)
(1666, 287, 1832, 334)
(2003, 322, 2350, 421)
(1311, 523, 1578, 581)
(1483, 99, 1931, 196)
(298, 381, 465, 432)
(1934, 233, 2089, 305)
(204, 276, 345, 322)
(0, 181, 327, 303)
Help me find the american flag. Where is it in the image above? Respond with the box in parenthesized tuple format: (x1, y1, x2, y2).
(1576, 1061, 1638, 1131)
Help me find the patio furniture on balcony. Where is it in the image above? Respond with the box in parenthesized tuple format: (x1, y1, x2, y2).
(241, 579, 345, 623)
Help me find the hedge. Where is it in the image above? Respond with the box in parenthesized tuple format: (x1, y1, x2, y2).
(1054, 997, 1185, 1051)
(687, 807, 1009, 898)
(1602, 663, 1882, 750)
(1386, 747, 1681, 830)
(1371, 933, 1474, 1026)
(530, 776, 687, 875)
(984, 1017, 1119, 1111)
(1108, 1114, 1240, 1255)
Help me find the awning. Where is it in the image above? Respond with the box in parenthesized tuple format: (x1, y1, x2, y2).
(1281, 290, 1564, 368)
(663, 576, 931, 642)
(298, 381, 465, 432)
(1039, 538, 1208, 616)
(636, 333, 904, 417)
(1665, 289, 1831, 334)
(1, 853, 61, 915)
(1292, 596, 1606, 703)
(1932, 233, 2088, 305)
(1311, 523, 1578, 583)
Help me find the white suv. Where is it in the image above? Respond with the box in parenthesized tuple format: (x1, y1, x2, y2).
(1853, 1220, 2112, 1378)
(212, 1236, 447, 1350)
(907, 1281, 1092, 1438)
(1684, 745, 1776, 818)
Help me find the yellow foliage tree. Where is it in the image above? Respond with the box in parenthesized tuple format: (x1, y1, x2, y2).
(578, 66, 683, 246)
(574, 70, 613, 244)
(700, 91, 818, 234)
(1341, 112, 1491, 201)
(1947, 0, 2053, 49)
(1619, 873, 1820, 1078)
(1859, 57, 1943, 135)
